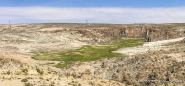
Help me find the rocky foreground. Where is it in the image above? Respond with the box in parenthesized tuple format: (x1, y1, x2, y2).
(62, 37, 185, 86)
(0, 23, 185, 86)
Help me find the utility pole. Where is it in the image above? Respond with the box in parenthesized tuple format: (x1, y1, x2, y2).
(9, 20, 11, 28)
(85, 20, 88, 29)
(86, 20, 88, 24)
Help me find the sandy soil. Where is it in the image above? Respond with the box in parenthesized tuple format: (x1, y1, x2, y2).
(115, 37, 185, 55)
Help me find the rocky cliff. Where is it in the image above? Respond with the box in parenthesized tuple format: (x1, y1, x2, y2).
(76, 24, 184, 43)
(2, 23, 184, 43)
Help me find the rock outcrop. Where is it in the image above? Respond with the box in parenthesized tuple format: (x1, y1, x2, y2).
(77, 25, 184, 43)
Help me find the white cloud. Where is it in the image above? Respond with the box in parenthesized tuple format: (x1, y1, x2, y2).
(0, 7, 185, 24)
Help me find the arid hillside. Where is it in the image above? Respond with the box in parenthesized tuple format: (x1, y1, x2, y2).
(0, 23, 185, 86)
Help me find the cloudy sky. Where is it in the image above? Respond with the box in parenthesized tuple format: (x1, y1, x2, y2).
(0, 0, 185, 24)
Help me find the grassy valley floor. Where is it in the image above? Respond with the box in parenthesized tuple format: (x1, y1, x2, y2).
(32, 38, 144, 68)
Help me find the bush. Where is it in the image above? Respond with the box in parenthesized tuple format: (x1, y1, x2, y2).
(24, 83, 33, 86)
(22, 69, 28, 74)
(21, 78, 28, 82)
(36, 68, 43, 75)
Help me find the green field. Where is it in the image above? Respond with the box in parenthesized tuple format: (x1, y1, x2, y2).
(32, 38, 144, 68)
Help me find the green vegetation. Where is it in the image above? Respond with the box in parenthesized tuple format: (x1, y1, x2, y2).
(21, 78, 28, 82)
(22, 69, 28, 74)
(24, 83, 33, 86)
(32, 38, 144, 68)
(36, 68, 44, 75)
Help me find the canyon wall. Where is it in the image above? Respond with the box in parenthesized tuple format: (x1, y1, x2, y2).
(13, 23, 183, 43)
(76, 25, 184, 42)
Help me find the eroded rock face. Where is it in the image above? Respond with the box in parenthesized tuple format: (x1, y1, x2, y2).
(76, 24, 184, 43)
(2, 23, 183, 45)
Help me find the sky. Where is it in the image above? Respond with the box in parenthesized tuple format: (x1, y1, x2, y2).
(0, 0, 185, 24)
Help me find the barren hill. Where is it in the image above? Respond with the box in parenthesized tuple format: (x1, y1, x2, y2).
(0, 23, 185, 86)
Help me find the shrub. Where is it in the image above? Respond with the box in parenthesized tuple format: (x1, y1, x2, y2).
(36, 68, 43, 75)
(21, 78, 28, 82)
(22, 69, 28, 74)
(24, 83, 33, 86)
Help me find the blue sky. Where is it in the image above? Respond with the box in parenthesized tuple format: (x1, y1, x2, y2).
(0, 0, 185, 24)
(1, 0, 185, 7)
